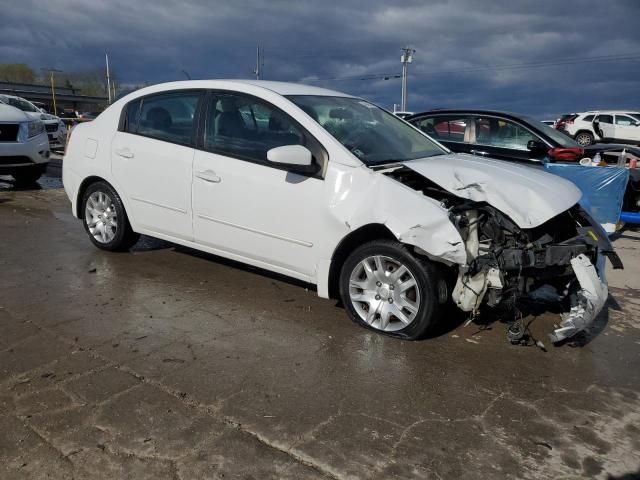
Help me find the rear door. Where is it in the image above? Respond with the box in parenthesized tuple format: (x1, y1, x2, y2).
(594, 114, 615, 141)
(111, 90, 203, 241)
(411, 114, 473, 154)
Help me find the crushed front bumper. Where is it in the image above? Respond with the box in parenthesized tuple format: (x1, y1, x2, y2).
(549, 254, 608, 343)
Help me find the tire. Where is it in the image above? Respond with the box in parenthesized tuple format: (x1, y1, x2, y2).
(12, 168, 42, 185)
(81, 181, 139, 251)
(339, 240, 446, 340)
(574, 131, 594, 146)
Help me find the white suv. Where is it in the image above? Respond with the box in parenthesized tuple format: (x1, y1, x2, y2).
(63, 80, 620, 343)
(0, 103, 50, 183)
(0, 94, 67, 150)
(559, 110, 640, 146)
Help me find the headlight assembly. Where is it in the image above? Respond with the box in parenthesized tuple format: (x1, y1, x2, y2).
(17, 120, 45, 141)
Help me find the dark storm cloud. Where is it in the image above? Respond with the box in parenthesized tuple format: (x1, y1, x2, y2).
(1, 0, 639, 116)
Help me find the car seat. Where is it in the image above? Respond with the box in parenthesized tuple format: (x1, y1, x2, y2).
(216, 98, 246, 137)
(146, 107, 172, 130)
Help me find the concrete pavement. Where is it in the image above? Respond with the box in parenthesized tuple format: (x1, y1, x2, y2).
(1, 186, 639, 479)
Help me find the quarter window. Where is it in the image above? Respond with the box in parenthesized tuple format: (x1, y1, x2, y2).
(133, 92, 200, 145)
(204, 93, 305, 163)
(583, 114, 595, 122)
(474, 116, 541, 151)
(123, 99, 141, 133)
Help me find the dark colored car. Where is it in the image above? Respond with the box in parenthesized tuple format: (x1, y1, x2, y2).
(406, 109, 640, 211)
(406, 109, 586, 164)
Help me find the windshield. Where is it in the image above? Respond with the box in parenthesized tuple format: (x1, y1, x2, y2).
(287, 95, 446, 165)
(0, 95, 39, 113)
(521, 115, 581, 148)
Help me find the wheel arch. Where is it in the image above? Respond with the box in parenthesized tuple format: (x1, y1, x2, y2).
(574, 130, 595, 141)
(75, 176, 134, 229)
(327, 223, 397, 299)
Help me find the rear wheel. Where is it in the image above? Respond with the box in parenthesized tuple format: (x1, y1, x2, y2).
(81, 181, 139, 251)
(575, 131, 594, 146)
(339, 240, 446, 340)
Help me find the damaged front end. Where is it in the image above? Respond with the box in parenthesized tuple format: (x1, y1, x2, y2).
(384, 165, 623, 343)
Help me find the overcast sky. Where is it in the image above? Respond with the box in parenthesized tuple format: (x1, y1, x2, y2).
(2, 0, 639, 117)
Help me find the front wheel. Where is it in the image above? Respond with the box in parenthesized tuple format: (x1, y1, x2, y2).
(339, 240, 446, 340)
(81, 181, 139, 251)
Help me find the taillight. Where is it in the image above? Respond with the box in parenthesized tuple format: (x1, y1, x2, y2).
(548, 147, 584, 162)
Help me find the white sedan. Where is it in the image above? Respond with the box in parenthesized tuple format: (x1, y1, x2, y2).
(62, 80, 621, 342)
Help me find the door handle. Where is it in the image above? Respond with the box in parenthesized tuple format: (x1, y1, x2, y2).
(115, 148, 134, 158)
(195, 170, 221, 183)
(470, 149, 489, 156)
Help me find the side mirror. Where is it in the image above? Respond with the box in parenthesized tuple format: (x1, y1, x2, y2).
(527, 139, 546, 152)
(266, 145, 316, 173)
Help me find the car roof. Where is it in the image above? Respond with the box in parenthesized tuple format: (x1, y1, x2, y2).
(407, 109, 532, 122)
(131, 80, 354, 98)
(580, 110, 640, 114)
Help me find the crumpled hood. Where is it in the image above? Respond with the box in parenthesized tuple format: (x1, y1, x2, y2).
(402, 153, 582, 228)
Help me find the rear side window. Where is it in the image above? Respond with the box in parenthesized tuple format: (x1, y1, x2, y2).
(124, 92, 201, 146)
(598, 114, 613, 124)
(413, 115, 468, 142)
(582, 114, 595, 122)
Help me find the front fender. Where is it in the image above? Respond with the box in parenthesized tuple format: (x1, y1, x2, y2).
(327, 166, 467, 265)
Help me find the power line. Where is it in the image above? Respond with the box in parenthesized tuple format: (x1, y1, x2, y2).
(305, 52, 640, 83)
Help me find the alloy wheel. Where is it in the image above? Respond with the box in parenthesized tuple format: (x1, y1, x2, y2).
(575, 133, 593, 146)
(348, 255, 421, 332)
(85, 191, 118, 244)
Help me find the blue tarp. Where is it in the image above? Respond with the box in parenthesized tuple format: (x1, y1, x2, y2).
(543, 164, 629, 231)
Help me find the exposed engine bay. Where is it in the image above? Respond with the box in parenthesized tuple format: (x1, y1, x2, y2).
(383, 165, 623, 344)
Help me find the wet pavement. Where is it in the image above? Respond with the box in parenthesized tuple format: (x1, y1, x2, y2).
(1, 184, 640, 479)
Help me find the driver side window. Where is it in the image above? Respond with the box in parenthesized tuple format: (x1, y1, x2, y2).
(204, 93, 304, 164)
(473, 116, 541, 151)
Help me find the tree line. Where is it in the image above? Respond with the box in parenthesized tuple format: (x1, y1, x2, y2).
(0, 63, 120, 97)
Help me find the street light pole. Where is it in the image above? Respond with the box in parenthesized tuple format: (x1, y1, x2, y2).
(105, 52, 112, 104)
(253, 43, 264, 80)
(400, 46, 415, 112)
(41, 68, 62, 115)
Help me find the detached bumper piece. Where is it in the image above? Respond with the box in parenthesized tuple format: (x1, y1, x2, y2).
(549, 254, 608, 343)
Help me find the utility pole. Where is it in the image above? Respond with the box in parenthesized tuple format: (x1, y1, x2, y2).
(41, 68, 62, 115)
(400, 46, 415, 112)
(105, 52, 112, 104)
(253, 44, 264, 80)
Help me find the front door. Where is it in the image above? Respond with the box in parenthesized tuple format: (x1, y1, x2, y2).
(192, 91, 326, 279)
(614, 114, 640, 144)
(469, 115, 546, 164)
(111, 90, 202, 241)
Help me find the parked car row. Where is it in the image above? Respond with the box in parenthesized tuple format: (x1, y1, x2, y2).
(62, 80, 620, 344)
(405, 109, 640, 211)
(0, 94, 67, 150)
